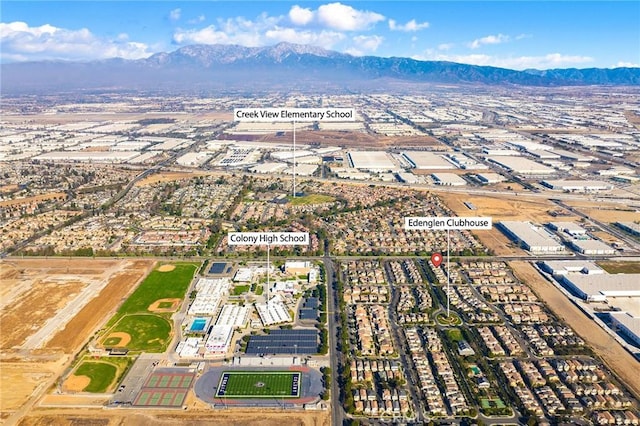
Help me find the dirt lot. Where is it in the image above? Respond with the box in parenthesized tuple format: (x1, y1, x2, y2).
(0, 192, 67, 208)
(1, 279, 85, 349)
(564, 200, 640, 223)
(438, 192, 573, 255)
(0, 258, 154, 423)
(510, 261, 640, 399)
(17, 409, 331, 426)
(0, 356, 69, 415)
(46, 260, 155, 351)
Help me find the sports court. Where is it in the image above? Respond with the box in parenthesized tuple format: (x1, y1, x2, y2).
(215, 371, 301, 398)
(133, 369, 195, 407)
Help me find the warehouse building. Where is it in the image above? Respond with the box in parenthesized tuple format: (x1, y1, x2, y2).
(609, 312, 640, 347)
(616, 222, 640, 237)
(560, 274, 640, 302)
(348, 151, 396, 171)
(476, 172, 506, 184)
(431, 173, 467, 186)
(402, 151, 455, 170)
(488, 156, 555, 175)
(541, 180, 613, 192)
(540, 260, 604, 276)
(498, 221, 565, 253)
(568, 239, 616, 255)
(547, 222, 588, 237)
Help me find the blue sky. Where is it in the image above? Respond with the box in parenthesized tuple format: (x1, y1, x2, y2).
(1, 1, 638, 69)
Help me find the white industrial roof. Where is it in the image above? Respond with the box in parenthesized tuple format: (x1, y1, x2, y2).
(500, 221, 564, 249)
(489, 156, 555, 174)
(402, 151, 455, 170)
(348, 151, 396, 170)
(563, 274, 640, 297)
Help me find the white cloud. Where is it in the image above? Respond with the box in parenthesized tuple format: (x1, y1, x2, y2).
(352, 35, 383, 52)
(0, 21, 152, 62)
(169, 8, 181, 21)
(316, 3, 384, 31)
(615, 61, 640, 68)
(174, 13, 285, 47)
(388, 19, 429, 32)
(188, 15, 206, 25)
(265, 28, 345, 49)
(414, 50, 594, 70)
(438, 43, 454, 51)
(469, 33, 509, 49)
(173, 25, 232, 45)
(289, 5, 314, 26)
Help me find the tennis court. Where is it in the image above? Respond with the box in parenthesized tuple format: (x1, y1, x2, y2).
(133, 369, 195, 407)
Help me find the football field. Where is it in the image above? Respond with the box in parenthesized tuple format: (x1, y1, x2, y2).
(215, 371, 300, 398)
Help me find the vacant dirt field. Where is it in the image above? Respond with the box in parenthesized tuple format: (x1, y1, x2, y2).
(510, 261, 640, 399)
(0, 258, 154, 423)
(0, 192, 67, 208)
(0, 356, 69, 417)
(46, 260, 155, 351)
(17, 409, 331, 426)
(564, 200, 640, 223)
(1, 279, 85, 349)
(438, 192, 570, 255)
(439, 192, 565, 222)
(0, 261, 22, 303)
(0, 184, 20, 194)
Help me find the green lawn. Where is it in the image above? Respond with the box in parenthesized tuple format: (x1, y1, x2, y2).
(233, 285, 250, 295)
(110, 314, 172, 352)
(116, 263, 198, 315)
(75, 361, 117, 393)
(436, 312, 462, 326)
(287, 194, 335, 206)
(447, 328, 464, 342)
(598, 261, 640, 274)
(216, 372, 300, 398)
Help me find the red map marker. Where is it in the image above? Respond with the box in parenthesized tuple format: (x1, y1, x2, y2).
(431, 253, 443, 267)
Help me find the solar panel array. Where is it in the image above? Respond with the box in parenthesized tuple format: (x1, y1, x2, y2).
(299, 308, 318, 320)
(209, 262, 228, 274)
(245, 329, 318, 355)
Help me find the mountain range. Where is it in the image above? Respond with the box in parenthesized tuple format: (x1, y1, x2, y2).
(2, 42, 639, 94)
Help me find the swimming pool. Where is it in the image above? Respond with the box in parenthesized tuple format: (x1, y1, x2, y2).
(190, 318, 207, 332)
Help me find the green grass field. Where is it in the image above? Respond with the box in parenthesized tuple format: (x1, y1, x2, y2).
(116, 263, 199, 315)
(110, 314, 172, 352)
(232, 285, 250, 295)
(75, 361, 117, 393)
(100, 262, 198, 353)
(216, 372, 300, 398)
(287, 194, 335, 206)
